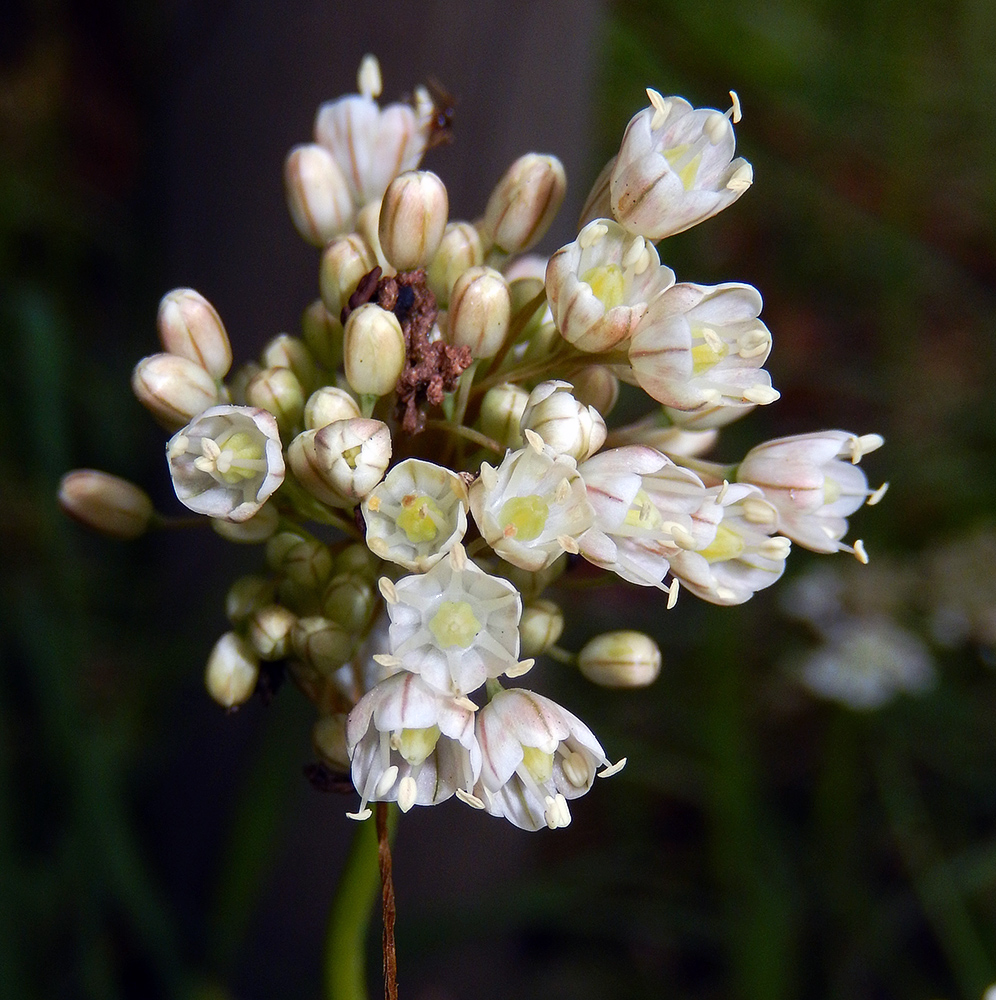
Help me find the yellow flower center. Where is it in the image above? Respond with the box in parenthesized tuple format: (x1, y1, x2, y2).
(664, 143, 703, 190)
(521, 745, 554, 784)
(580, 263, 625, 310)
(395, 493, 442, 543)
(396, 726, 440, 766)
(498, 494, 549, 541)
(697, 523, 745, 563)
(690, 326, 729, 375)
(823, 477, 841, 505)
(429, 601, 482, 649)
(623, 488, 663, 530)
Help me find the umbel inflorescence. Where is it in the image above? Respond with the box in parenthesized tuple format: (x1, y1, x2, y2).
(59, 55, 886, 832)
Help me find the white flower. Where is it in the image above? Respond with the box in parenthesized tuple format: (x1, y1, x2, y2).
(346, 670, 481, 818)
(380, 545, 522, 696)
(361, 459, 469, 572)
(545, 219, 674, 352)
(577, 445, 707, 589)
(609, 89, 752, 240)
(166, 405, 284, 522)
(475, 688, 621, 831)
(736, 431, 886, 555)
(469, 432, 595, 572)
(628, 281, 778, 414)
(519, 380, 606, 462)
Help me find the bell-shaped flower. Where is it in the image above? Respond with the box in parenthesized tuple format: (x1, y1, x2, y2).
(577, 445, 707, 589)
(519, 381, 606, 462)
(314, 54, 431, 208)
(736, 431, 886, 555)
(667, 486, 791, 605)
(609, 89, 752, 240)
(361, 458, 469, 572)
(380, 544, 522, 696)
(628, 281, 778, 414)
(546, 219, 674, 353)
(346, 669, 481, 818)
(469, 431, 595, 572)
(475, 688, 622, 831)
(166, 405, 284, 522)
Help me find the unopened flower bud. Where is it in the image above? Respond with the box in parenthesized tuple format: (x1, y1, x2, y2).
(211, 500, 280, 543)
(313, 714, 351, 771)
(284, 143, 354, 246)
(322, 572, 376, 631)
(508, 275, 549, 342)
(157, 288, 232, 379)
(479, 383, 528, 450)
(319, 234, 377, 320)
(287, 418, 391, 508)
(378, 169, 449, 271)
(267, 530, 308, 571)
(245, 366, 305, 437)
(304, 386, 360, 430)
(228, 361, 260, 405)
(283, 537, 334, 590)
(205, 632, 260, 708)
(355, 199, 390, 272)
(248, 603, 297, 660)
(301, 299, 343, 370)
(426, 221, 484, 304)
(343, 304, 406, 396)
(519, 598, 565, 658)
(225, 575, 276, 624)
(520, 381, 606, 461)
(132, 353, 220, 429)
(334, 542, 382, 579)
(446, 266, 511, 358)
(482, 153, 566, 255)
(262, 334, 318, 394)
(578, 630, 661, 688)
(58, 470, 154, 539)
(571, 365, 619, 416)
(291, 616, 353, 676)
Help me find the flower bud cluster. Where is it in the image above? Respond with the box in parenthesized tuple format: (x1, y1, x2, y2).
(61, 54, 883, 834)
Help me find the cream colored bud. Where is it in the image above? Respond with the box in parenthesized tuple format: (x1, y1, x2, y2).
(131, 353, 220, 429)
(157, 288, 232, 379)
(355, 199, 390, 272)
(313, 714, 351, 771)
(322, 572, 375, 631)
(244, 366, 305, 437)
(426, 221, 484, 304)
(578, 630, 662, 688)
(301, 299, 344, 370)
(283, 538, 334, 590)
(262, 334, 318, 394)
(483, 153, 566, 254)
(284, 143, 354, 246)
(508, 276, 549, 343)
(225, 575, 276, 625)
(343, 303, 406, 396)
(287, 418, 391, 508)
(248, 603, 297, 660)
(446, 266, 511, 358)
(378, 170, 449, 271)
(319, 234, 377, 320)
(519, 598, 565, 658)
(205, 632, 260, 708)
(520, 381, 607, 461)
(58, 469, 154, 540)
(479, 383, 528, 450)
(571, 365, 619, 416)
(291, 616, 353, 676)
(227, 361, 261, 405)
(211, 501, 280, 543)
(304, 386, 360, 429)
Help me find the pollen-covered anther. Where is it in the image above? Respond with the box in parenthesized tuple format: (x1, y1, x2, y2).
(378, 578, 399, 604)
(374, 765, 400, 799)
(561, 749, 592, 788)
(741, 496, 778, 525)
(726, 162, 753, 192)
(742, 385, 780, 405)
(598, 757, 628, 778)
(715, 480, 730, 503)
(544, 794, 572, 829)
(661, 520, 696, 549)
(345, 808, 373, 822)
(505, 658, 535, 678)
(729, 90, 742, 123)
(372, 653, 402, 669)
(558, 534, 580, 555)
(455, 788, 485, 809)
(449, 541, 468, 571)
(852, 538, 869, 564)
(867, 482, 889, 506)
(524, 428, 544, 453)
(738, 328, 771, 358)
(357, 53, 382, 99)
(578, 222, 608, 249)
(848, 433, 885, 463)
(704, 111, 728, 145)
(397, 775, 418, 812)
(666, 579, 680, 609)
(454, 695, 479, 712)
(554, 478, 571, 504)
(646, 88, 670, 129)
(760, 537, 792, 561)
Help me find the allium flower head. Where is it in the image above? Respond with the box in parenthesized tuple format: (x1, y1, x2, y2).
(362, 458, 469, 572)
(167, 405, 285, 522)
(381, 545, 522, 696)
(476, 688, 622, 831)
(610, 89, 752, 240)
(546, 218, 674, 352)
(469, 432, 595, 572)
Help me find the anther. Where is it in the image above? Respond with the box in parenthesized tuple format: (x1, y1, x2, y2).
(729, 90, 742, 123)
(598, 757, 627, 778)
(378, 577, 399, 604)
(867, 482, 889, 506)
(455, 788, 485, 809)
(666, 579, 680, 609)
(853, 538, 869, 564)
(578, 222, 608, 249)
(397, 775, 418, 812)
(345, 808, 373, 822)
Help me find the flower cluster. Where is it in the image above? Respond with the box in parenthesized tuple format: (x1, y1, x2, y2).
(59, 57, 885, 831)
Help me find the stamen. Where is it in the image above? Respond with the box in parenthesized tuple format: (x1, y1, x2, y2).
(759, 537, 792, 560)
(373, 653, 402, 669)
(378, 577, 399, 604)
(646, 88, 671, 130)
(661, 520, 696, 549)
(726, 162, 753, 192)
(598, 757, 627, 778)
(867, 482, 889, 506)
(374, 765, 399, 799)
(558, 534, 580, 555)
(544, 793, 572, 829)
(666, 579, 679, 609)
(700, 327, 724, 354)
(449, 541, 468, 571)
(715, 479, 730, 503)
(524, 428, 544, 453)
(729, 90, 742, 123)
(455, 788, 485, 809)
(505, 658, 535, 678)
(397, 775, 417, 812)
(345, 808, 373, 822)
(578, 222, 608, 249)
(480, 463, 498, 491)
(853, 538, 869, 564)
(742, 385, 780, 405)
(357, 54, 382, 99)
(703, 111, 728, 145)
(560, 749, 591, 788)
(454, 695, 479, 711)
(622, 235, 646, 270)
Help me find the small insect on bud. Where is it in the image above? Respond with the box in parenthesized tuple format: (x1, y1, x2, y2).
(446, 265, 511, 359)
(378, 169, 449, 271)
(132, 353, 221, 430)
(319, 234, 377, 320)
(519, 598, 565, 658)
(58, 470, 155, 540)
(304, 386, 361, 430)
(426, 221, 484, 305)
(157, 288, 232, 379)
(205, 632, 260, 708)
(479, 383, 528, 450)
(284, 143, 355, 246)
(578, 630, 662, 688)
(343, 303, 406, 396)
(482, 153, 566, 255)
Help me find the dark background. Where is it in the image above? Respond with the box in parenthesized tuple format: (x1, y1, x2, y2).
(3, 1, 996, 998)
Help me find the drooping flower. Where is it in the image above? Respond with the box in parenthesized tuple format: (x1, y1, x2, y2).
(166, 405, 285, 522)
